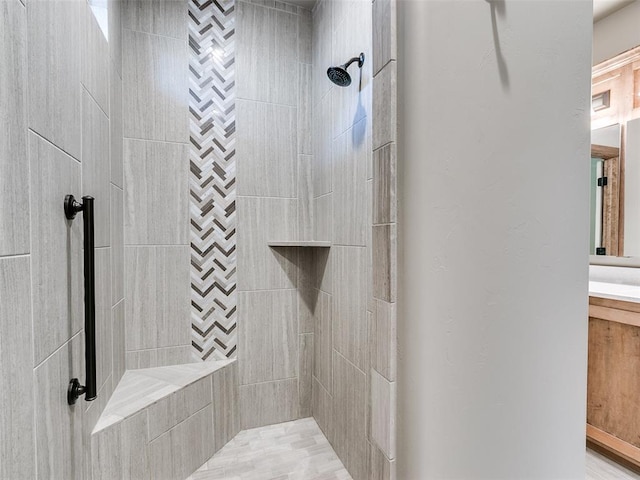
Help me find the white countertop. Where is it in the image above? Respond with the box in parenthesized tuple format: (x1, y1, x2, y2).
(589, 281, 640, 303)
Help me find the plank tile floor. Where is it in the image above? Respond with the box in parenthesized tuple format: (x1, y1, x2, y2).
(587, 449, 640, 480)
(189, 417, 639, 480)
(188, 418, 352, 480)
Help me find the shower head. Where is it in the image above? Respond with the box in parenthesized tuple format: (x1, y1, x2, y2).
(327, 53, 365, 87)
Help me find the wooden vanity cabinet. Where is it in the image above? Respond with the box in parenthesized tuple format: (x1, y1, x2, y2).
(587, 296, 640, 472)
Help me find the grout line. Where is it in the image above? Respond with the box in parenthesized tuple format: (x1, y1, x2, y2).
(0, 253, 30, 260)
(237, 195, 299, 200)
(239, 0, 303, 16)
(333, 348, 367, 378)
(236, 288, 299, 293)
(122, 136, 189, 146)
(126, 344, 191, 354)
(27, 128, 81, 165)
(236, 97, 298, 109)
(122, 26, 188, 43)
(123, 244, 190, 248)
(373, 58, 396, 79)
(33, 330, 83, 371)
(373, 140, 395, 153)
(239, 376, 298, 388)
(81, 84, 109, 121)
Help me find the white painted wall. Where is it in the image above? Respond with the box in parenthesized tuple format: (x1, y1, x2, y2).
(396, 0, 592, 478)
(593, 0, 640, 64)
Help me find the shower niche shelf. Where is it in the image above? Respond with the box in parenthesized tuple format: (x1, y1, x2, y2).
(268, 241, 331, 248)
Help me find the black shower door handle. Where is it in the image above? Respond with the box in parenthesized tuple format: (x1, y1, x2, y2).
(64, 194, 97, 405)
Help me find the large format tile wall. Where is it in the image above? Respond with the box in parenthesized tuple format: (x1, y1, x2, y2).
(0, 0, 125, 476)
(311, 0, 396, 479)
(235, 0, 315, 429)
(122, 0, 192, 368)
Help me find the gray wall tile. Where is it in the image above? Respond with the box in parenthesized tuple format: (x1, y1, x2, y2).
(373, 0, 396, 76)
(372, 224, 396, 302)
(313, 290, 332, 393)
(212, 362, 240, 450)
(34, 334, 85, 480)
(298, 8, 312, 64)
(371, 299, 396, 382)
(312, 376, 333, 442)
(123, 29, 188, 143)
(122, 0, 187, 39)
(299, 333, 313, 417)
(372, 61, 397, 150)
(0, 0, 29, 256)
(369, 441, 396, 480)
(0, 256, 35, 479)
(240, 378, 300, 429)
(111, 185, 124, 306)
(314, 193, 332, 242)
(125, 245, 190, 350)
(236, 99, 297, 198)
(82, 90, 111, 248)
(149, 406, 214, 480)
(29, 132, 83, 365)
(297, 249, 316, 334)
(108, 0, 122, 75)
(313, 90, 333, 197)
(236, 197, 299, 291)
(124, 139, 188, 245)
(370, 369, 395, 460)
(125, 345, 191, 370)
(237, 1, 298, 105)
(27, 0, 82, 158)
(82, 1, 110, 115)
(332, 351, 368, 480)
(91, 420, 122, 480)
(238, 289, 298, 384)
(299, 64, 312, 155)
(95, 248, 113, 392)
(311, 0, 332, 103)
(110, 62, 124, 188)
(373, 143, 397, 225)
(333, 119, 368, 246)
(298, 155, 314, 241)
(120, 411, 150, 480)
(333, 246, 368, 371)
(112, 300, 126, 387)
(147, 376, 212, 441)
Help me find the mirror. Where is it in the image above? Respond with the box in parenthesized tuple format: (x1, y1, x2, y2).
(590, 124, 620, 256)
(623, 118, 640, 257)
(589, 45, 640, 264)
(590, 119, 640, 260)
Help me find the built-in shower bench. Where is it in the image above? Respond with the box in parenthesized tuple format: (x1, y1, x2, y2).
(91, 359, 239, 479)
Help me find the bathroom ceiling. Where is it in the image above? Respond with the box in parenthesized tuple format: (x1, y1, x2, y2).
(285, 0, 316, 10)
(593, 0, 636, 21)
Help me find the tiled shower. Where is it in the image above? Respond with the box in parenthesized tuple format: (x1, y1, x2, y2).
(0, 0, 397, 478)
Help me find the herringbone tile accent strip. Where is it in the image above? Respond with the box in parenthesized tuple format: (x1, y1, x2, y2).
(188, 0, 237, 361)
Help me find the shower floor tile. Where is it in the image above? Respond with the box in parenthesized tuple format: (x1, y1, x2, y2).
(187, 417, 352, 480)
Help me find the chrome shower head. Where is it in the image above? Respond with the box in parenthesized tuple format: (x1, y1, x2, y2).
(327, 53, 365, 87)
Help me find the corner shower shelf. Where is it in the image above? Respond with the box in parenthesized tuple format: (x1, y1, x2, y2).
(93, 359, 235, 434)
(268, 241, 331, 248)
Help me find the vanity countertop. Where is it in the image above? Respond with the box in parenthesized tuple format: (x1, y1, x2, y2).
(589, 281, 640, 304)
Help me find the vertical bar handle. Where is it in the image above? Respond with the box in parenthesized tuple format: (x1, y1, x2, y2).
(64, 194, 97, 405)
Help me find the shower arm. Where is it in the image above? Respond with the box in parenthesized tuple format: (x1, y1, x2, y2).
(64, 194, 97, 406)
(342, 54, 365, 70)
